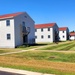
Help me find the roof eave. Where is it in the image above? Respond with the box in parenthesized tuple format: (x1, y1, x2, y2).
(0, 16, 14, 20)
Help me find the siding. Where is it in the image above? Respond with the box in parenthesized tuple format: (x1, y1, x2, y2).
(35, 27, 53, 43)
(0, 19, 15, 48)
(14, 12, 35, 47)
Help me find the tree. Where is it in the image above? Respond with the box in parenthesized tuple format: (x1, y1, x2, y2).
(70, 30, 75, 33)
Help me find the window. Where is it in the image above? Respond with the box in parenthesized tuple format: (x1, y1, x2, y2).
(6, 20, 10, 26)
(24, 16, 27, 18)
(41, 35, 44, 38)
(7, 34, 11, 40)
(22, 22, 25, 26)
(22, 22, 26, 32)
(63, 36, 65, 38)
(35, 29, 37, 32)
(48, 28, 50, 31)
(48, 35, 50, 38)
(35, 36, 37, 39)
(63, 31, 64, 33)
(41, 28, 43, 32)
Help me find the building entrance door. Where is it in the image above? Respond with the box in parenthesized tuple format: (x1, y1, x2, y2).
(23, 35, 28, 44)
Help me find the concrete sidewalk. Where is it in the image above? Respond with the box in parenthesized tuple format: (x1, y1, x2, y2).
(0, 67, 55, 75)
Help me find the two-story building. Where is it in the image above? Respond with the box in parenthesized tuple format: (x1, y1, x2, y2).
(35, 23, 59, 43)
(0, 12, 35, 48)
(69, 32, 75, 40)
(59, 27, 69, 41)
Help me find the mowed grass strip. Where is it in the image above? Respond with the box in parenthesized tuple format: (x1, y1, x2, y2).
(52, 42, 74, 50)
(3, 51, 75, 63)
(39, 42, 73, 50)
(0, 62, 75, 75)
(70, 46, 75, 51)
(59, 43, 75, 51)
(17, 43, 51, 50)
(0, 49, 17, 54)
(0, 48, 26, 54)
(0, 50, 9, 53)
(0, 51, 75, 75)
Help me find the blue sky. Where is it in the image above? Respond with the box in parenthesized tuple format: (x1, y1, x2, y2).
(0, 0, 75, 31)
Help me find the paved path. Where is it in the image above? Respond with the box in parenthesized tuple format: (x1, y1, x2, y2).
(0, 71, 22, 75)
(0, 67, 55, 75)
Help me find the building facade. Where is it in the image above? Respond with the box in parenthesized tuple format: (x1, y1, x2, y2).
(59, 27, 69, 41)
(0, 12, 35, 48)
(35, 23, 59, 43)
(69, 32, 75, 40)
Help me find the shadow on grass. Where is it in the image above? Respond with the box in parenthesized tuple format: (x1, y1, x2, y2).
(29, 43, 48, 46)
(16, 43, 48, 48)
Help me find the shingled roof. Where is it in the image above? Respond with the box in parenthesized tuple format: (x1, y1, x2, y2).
(35, 23, 56, 29)
(70, 32, 75, 36)
(0, 12, 24, 19)
(59, 27, 68, 31)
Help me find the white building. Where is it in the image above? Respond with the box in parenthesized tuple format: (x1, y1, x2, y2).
(0, 12, 35, 48)
(59, 27, 69, 41)
(70, 32, 75, 40)
(35, 23, 59, 43)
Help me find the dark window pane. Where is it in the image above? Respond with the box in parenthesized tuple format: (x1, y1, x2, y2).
(48, 35, 50, 38)
(7, 34, 11, 40)
(35, 29, 37, 32)
(22, 22, 25, 26)
(63, 31, 64, 33)
(6, 20, 10, 26)
(63, 36, 65, 38)
(41, 35, 44, 38)
(35, 36, 37, 39)
(41, 28, 43, 32)
(48, 28, 50, 31)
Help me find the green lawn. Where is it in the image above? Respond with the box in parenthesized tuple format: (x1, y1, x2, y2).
(0, 41, 75, 75)
(0, 49, 18, 54)
(16, 43, 50, 50)
(1, 65, 75, 75)
(39, 41, 75, 51)
(7, 51, 75, 63)
(0, 51, 75, 75)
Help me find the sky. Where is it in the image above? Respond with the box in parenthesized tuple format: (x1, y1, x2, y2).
(0, 0, 75, 31)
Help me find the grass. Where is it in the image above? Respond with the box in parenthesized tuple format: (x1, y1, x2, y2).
(0, 43, 49, 53)
(59, 43, 75, 50)
(16, 43, 50, 50)
(5, 51, 75, 63)
(39, 41, 75, 51)
(1, 64, 75, 75)
(0, 41, 75, 75)
(0, 49, 18, 54)
(0, 51, 75, 75)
